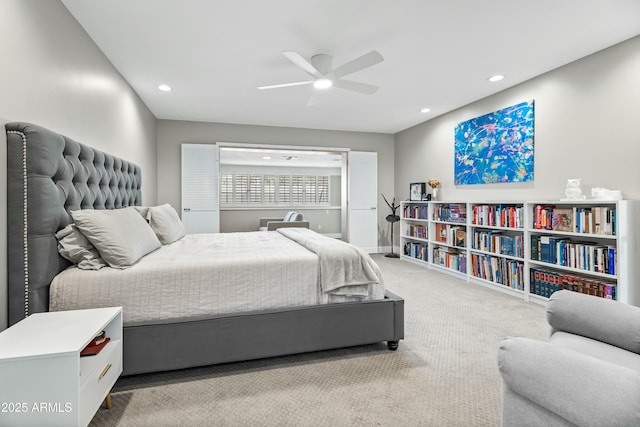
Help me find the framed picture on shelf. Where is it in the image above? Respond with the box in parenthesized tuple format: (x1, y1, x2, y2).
(410, 182, 426, 201)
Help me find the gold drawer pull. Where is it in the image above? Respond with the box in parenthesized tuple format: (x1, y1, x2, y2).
(99, 364, 112, 380)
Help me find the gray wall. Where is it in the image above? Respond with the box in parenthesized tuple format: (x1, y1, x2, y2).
(156, 120, 395, 241)
(395, 36, 640, 205)
(0, 0, 157, 330)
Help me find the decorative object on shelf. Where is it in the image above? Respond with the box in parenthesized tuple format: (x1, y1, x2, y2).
(382, 194, 400, 258)
(454, 100, 535, 185)
(563, 178, 584, 200)
(428, 179, 440, 200)
(590, 187, 622, 201)
(409, 182, 426, 201)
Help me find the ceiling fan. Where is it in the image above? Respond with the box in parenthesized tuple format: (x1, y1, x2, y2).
(258, 50, 384, 106)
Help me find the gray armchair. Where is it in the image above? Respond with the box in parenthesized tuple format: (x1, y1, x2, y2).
(498, 290, 640, 426)
(258, 211, 310, 231)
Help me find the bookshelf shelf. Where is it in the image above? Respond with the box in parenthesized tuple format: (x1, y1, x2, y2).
(528, 228, 617, 240)
(399, 200, 640, 306)
(430, 262, 467, 278)
(528, 259, 618, 280)
(470, 248, 524, 262)
(404, 255, 430, 267)
(471, 275, 526, 295)
(403, 235, 429, 243)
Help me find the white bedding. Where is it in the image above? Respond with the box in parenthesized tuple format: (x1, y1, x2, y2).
(277, 227, 383, 297)
(49, 230, 385, 325)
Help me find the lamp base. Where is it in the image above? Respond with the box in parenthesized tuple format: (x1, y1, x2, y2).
(384, 253, 400, 258)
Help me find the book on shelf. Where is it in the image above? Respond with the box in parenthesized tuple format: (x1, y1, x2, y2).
(435, 223, 447, 243)
(454, 228, 466, 248)
(534, 205, 554, 230)
(500, 235, 515, 257)
(448, 204, 467, 223)
(472, 204, 523, 228)
(534, 204, 617, 235)
(470, 253, 524, 290)
(86, 330, 106, 347)
(530, 268, 616, 299)
(530, 234, 540, 260)
(404, 242, 427, 261)
(432, 246, 466, 273)
(551, 207, 574, 232)
(403, 204, 428, 220)
(407, 224, 427, 239)
(81, 335, 110, 357)
(534, 235, 617, 275)
(434, 203, 467, 223)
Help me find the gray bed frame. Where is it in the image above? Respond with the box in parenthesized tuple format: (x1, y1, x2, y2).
(6, 122, 404, 376)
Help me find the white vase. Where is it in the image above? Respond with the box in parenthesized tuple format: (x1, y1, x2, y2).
(432, 187, 438, 200)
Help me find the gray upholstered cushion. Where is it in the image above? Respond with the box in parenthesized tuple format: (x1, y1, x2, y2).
(55, 224, 107, 270)
(498, 336, 640, 427)
(147, 204, 186, 244)
(71, 207, 161, 268)
(550, 331, 640, 372)
(547, 290, 640, 354)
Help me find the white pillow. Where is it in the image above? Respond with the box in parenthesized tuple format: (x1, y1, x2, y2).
(133, 206, 150, 220)
(147, 204, 186, 245)
(55, 224, 108, 270)
(70, 207, 161, 268)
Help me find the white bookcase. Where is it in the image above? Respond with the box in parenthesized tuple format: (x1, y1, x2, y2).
(400, 201, 430, 265)
(400, 200, 640, 306)
(429, 202, 468, 278)
(468, 202, 526, 298)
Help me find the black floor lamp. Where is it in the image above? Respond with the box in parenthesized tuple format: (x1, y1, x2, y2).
(382, 194, 400, 258)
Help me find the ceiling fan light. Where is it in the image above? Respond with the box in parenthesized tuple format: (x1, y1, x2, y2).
(313, 78, 333, 89)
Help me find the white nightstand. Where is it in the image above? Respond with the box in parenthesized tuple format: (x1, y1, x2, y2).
(0, 307, 123, 427)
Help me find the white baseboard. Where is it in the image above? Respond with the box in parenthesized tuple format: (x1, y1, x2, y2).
(378, 245, 400, 255)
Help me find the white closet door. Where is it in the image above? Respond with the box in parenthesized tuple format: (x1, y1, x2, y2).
(181, 143, 219, 233)
(348, 151, 378, 252)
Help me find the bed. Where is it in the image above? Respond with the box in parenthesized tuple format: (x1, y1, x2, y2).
(6, 122, 404, 376)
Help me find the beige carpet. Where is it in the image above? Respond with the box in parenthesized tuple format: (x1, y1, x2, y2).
(90, 255, 549, 427)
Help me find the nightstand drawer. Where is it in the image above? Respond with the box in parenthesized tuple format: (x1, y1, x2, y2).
(78, 339, 122, 426)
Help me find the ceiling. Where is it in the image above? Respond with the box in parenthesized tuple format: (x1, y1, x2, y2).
(220, 147, 343, 168)
(61, 0, 640, 134)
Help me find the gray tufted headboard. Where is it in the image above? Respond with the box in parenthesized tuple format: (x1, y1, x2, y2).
(6, 122, 142, 326)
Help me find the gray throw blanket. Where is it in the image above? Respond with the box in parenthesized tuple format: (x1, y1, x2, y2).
(277, 228, 382, 297)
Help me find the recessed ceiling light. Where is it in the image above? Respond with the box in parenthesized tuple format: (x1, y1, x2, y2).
(488, 75, 504, 82)
(262, 156, 272, 160)
(420, 108, 431, 113)
(158, 84, 172, 91)
(313, 78, 332, 89)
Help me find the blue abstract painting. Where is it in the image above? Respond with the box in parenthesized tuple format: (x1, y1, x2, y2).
(454, 100, 534, 185)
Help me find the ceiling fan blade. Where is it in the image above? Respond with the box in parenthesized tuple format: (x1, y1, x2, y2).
(329, 50, 384, 79)
(333, 79, 379, 95)
(257, 80, 313, 90)
(282, 51, 322, 78)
